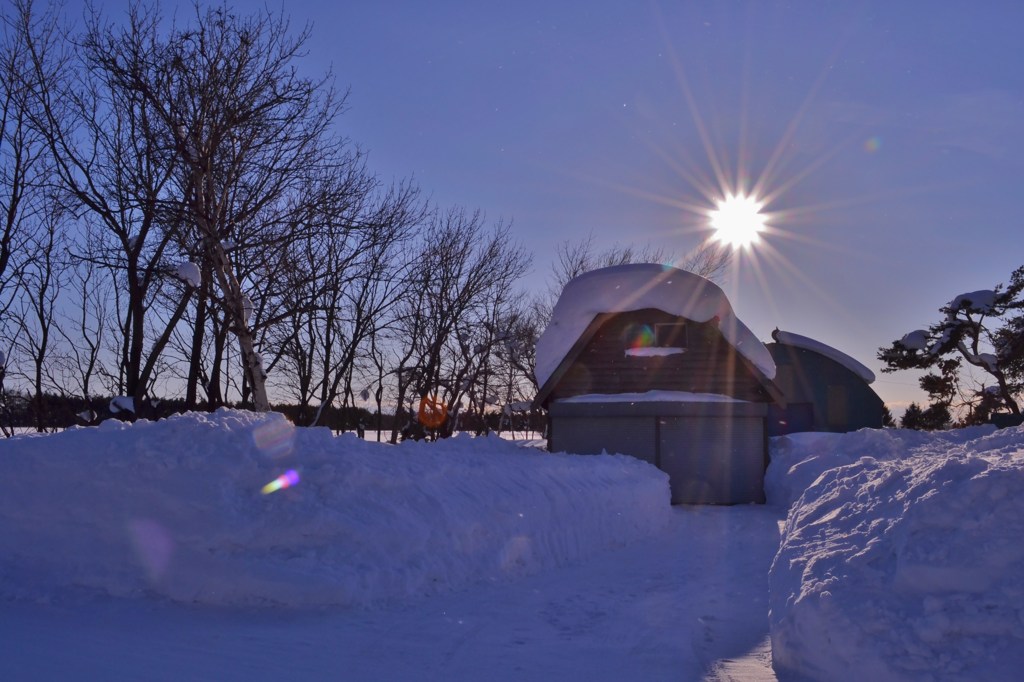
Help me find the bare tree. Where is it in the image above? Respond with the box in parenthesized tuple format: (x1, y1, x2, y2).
(0, 1, 46, 321)
(389, 208, 530, 441)
(253, 174, 423, 427)
(54, 256, 109, 412)
(129, 4, 345, 411)
(21, 1, 198, 416)
(10, 189, 64, 430)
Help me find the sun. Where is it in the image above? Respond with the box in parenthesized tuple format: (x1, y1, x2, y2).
(708, 194, 766, 249)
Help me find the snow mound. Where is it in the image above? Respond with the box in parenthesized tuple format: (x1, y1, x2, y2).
(764, 426, 996, 507)
(0, 410, 671, 609)
(768, 426, 1024, 681)
(534, 264, 776, 387)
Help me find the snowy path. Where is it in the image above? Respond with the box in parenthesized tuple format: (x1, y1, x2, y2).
(1, 505, 781, 682)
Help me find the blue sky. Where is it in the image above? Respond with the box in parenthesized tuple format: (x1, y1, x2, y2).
(96, 1, 1024, 411)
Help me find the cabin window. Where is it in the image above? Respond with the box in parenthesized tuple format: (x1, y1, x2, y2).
(654, 322, 688, 348)
(623, 322, 688, 357)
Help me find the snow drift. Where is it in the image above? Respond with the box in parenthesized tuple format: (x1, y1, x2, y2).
(767, 426, 1024, 681)
(0, 410, 671, 608)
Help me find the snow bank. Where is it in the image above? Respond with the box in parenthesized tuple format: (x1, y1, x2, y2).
(767, 426, 1024, 681)
(0, 410, 671, 609)
(534, 264, 776, 387)
(764, 426, 996, 508)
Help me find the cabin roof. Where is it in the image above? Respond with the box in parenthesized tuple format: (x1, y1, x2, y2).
(534, 264, 776, 388)
(770, 329, 876, 384)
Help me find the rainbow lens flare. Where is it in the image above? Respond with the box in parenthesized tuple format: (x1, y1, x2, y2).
(261, 469, 300, 495)
(626, 324, 655, 349)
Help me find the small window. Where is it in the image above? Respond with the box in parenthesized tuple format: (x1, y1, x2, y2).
(654, 322, 688, 348)
(623, 322, 688, 358)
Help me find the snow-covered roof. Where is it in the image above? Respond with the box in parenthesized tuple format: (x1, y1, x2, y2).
(534, 264, 776, 387)
(772, 330, 876, 384)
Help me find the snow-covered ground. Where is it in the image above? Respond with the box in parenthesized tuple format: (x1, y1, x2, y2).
(768, 426, 1024, 681)
(2, 410, 1023, 680)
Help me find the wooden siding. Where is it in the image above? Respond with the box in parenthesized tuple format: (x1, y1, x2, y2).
(659, 415, 767, 504)
(546, 309, 772, 404)
(548, 400, 769, 504)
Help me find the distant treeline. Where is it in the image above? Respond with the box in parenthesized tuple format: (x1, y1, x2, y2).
(0, 391, 546, 437)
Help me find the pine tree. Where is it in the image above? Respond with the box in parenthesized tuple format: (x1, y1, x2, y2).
(881, 405, 896, 428)
(879, 266, 1024, 420)
(901, 403, 925, 430)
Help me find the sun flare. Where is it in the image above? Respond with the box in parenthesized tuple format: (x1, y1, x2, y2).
(708, 194, 766, 248)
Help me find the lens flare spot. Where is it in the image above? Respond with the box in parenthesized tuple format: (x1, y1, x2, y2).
(253, 419, 295, 459)
(864, 136, 881, 153)
(128, 518, 175, 583)
(499, 535, 534, 573)
(261, 469, 300, 495)
(418, 395, 449, 429)
(624, 324, 655, 349)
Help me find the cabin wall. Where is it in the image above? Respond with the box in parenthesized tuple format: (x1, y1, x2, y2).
(547, 309, 771, 403)
(549, 400, 768, 505)
(767, 344, 885, 434)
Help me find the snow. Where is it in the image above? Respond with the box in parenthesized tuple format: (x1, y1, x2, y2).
(242, 294, 254, 324)
(625, 346, 686, 357)
(557, 390, 748, 404)
(108, 395, 135, 414)
(896, 289, 1007, 372)
(949, 289, 997, 314)
(772, 330, 876, 383)
(0, 409, 671, 608)
(901, 329, 931, 351)
(175, 262, 201, 287)
(766, 425, 1024, 681)
(535, 264, 776, 388)
(502, 400, 533, 415)
(5, 409, 1024, 680)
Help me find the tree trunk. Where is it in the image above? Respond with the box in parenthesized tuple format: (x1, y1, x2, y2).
(206, 236, 270, 412)
(185, 272, 210, 409)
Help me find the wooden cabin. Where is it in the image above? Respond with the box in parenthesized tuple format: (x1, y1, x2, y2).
(766, 329, 884, 435)
(534, 265, 782, 505)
